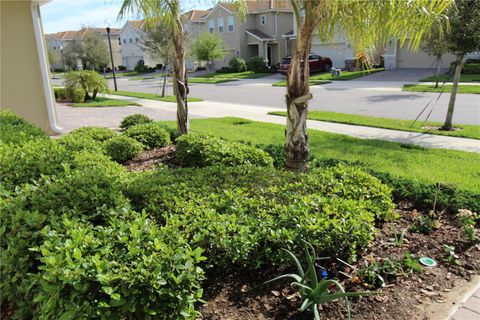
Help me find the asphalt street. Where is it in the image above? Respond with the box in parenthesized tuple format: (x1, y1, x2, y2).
(52, 70, 480, 125)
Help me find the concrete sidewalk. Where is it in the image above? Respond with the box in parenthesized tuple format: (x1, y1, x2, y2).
(81, 94, 478, 154)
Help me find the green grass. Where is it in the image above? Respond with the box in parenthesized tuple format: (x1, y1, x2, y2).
(160, 117, 480, 193)
(72, 97, 141, 107)
(419, 73, 480, 83)
(189, 71, 271, 84)
(268, 110, 480, 140)
(272, 68, 384, 86)
(112, 91, 203, 103)
(403, 84, 480, 94)
(129, 74, 170, 81)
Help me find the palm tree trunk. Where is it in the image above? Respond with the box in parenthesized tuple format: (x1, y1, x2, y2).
(161, 66, 167, 97)
(172, 18, 189, 135)
(285, 30, 313, 172)
(442, 54, 464, 131)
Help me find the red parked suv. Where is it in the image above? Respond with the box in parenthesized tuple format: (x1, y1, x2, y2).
(279, 54, 332, 75)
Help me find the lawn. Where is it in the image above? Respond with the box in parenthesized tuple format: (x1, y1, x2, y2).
(72, 97, 141, 107)
(403, 84, 480, 94)
(190, 71, 271, 84)
(268, 110, 480, 140)
(161, 117, 480, 193)
(272, 68, 384, 86)
(419, 73, 480, 83)
(112, 90, 203, 102)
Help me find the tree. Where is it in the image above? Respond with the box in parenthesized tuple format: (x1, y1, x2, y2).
(119, 0, 190, 135)
(47, 47, 59, 72)
(64, 70, 109, 100)
(82, 30, 110, 71)
(280, 0, 451, 171)
(442, 0, 480, 131)
(422, 21, 450, 88)
(141, 19, 173, 97)
(191, 32, 225, 72)
(62, 41, 83, 70)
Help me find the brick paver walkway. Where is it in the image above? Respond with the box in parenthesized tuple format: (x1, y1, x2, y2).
(451, 286, 480, 320)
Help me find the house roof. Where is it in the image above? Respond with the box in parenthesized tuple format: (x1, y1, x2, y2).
(245, 29, 276, 41)
(127, 20, 146, 29)
(219, 0, 291, 13)
(183, 10, 209, 23)
(45, 27, 120, 41)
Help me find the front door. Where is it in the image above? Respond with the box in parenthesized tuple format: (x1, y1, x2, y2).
(267, 45, 272, 66)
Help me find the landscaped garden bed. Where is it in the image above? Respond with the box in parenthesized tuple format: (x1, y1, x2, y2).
(0, 111, 478, 320)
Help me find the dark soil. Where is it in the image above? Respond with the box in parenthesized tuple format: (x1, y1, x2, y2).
(125, 145, 178, 171)
(197, 210, 480, 320)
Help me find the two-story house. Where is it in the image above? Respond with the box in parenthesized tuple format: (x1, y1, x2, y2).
(45, 28, 121, 70)
(200, 1, 293, 68)
(119, 20, 157, 70)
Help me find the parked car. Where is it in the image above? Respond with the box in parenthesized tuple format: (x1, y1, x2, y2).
(279, 54, 332, 75)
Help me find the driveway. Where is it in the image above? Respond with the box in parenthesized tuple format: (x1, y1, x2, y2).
(356, 68, 442, 82)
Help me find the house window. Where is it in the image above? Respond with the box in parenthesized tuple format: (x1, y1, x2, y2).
(53, 46, 56, 50)
(218, 17, 224, 33)
(227, 16, 234, 32)
(118, 38, 121, 46)
(260, 14, 266, 25)
(135, 37, 139, 42)
(123, 39, 127, 44)
(129, 38, 133, 43)
(209, 19, 214, 33)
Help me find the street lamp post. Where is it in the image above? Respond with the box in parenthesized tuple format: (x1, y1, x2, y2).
(106, 21, 118, 91)
(60, 45, 66, 75)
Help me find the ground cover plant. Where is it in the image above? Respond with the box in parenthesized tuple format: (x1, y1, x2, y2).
(112, 90, 203, 102)
(72, 97, 141, 107)
(402, 84, 480, 94)
(189, 71, 271, 84)
(1, 112, 478, 319)
(419, 73, 480, 82)
(268, 110, 480, 140)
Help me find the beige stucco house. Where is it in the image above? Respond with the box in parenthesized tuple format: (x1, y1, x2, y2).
(1, 0, 61, 135)
(199, 1, 293, 68)
(46, 27, 122, 70)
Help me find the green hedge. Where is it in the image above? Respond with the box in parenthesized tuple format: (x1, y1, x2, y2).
(104, 135, 144, 163)
(462, 63, 480, 74)
(0, 110, 47, 145)
(176, 133, 274, 168)
(120, 113, 153, 130)
(124, 122, 171, 149)
(123, 165, 394, 268)
(54, 87, 85, 103)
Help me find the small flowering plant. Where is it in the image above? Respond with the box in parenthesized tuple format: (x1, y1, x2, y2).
(457, 209, 479, 242)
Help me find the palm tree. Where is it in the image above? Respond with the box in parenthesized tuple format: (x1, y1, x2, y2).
(119, 0, 189, 134)
(283, 0, 452, 171)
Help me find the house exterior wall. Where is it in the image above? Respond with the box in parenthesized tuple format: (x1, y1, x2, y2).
(1, 0, 60, 135)
(396, 40, 456, 69)
(120, 23, 159, 70)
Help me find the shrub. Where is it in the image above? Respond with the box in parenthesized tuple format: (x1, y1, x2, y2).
(0, 110, 46, 145)
(120, 113, 153, 130)
(118, 65, 127, 71)
(124, 122, 171, 149)
(72, 88, 86, 103)
(69, 127, 118, 141)
(0, 157, 128, 318)
(215, 66, 233, 73)
(104, 135, 144, 163)
(123, 165, 393, 268)
(176, 133, 273, 168)
(246, 56, 268, 73)
(0, 139, 72, 192)
(53, 87, 67, 101)
(229, 56, 247, 72)
(256, 143, 285, 168)
(462, 63, 480, 74)
(33, 212, 205, 320)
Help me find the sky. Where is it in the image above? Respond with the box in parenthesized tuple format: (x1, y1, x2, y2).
(41, 0, 212, 34)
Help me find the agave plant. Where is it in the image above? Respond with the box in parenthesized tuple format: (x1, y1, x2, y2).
(265, 242, 376, 320)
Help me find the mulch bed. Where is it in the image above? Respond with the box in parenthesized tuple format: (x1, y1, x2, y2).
(125, 145, 178, 171)
(197, 209, 479, 320)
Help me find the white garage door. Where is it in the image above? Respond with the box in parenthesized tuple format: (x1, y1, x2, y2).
(126, 56, 143, 71)
(311, 43, 354, 69)
(396, 46, 456, 69)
